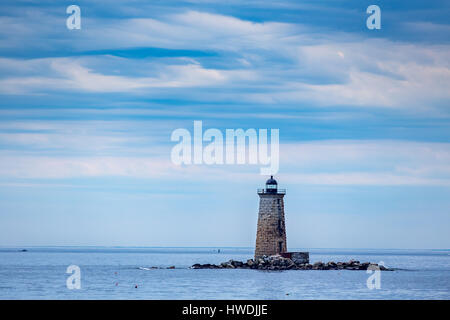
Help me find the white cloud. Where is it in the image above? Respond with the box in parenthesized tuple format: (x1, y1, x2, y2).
(278, 140, 450, 186)
(0, 11, 448, 111)
(0, 156, 174, 179)
(75, 11, 301, 53)
(0, 57, 256, 94)
(1, 138, 449, 186)
(247, 41, 450, 109)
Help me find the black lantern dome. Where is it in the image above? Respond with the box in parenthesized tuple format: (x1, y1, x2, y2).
(266, 176, 277, 185)
(265, 175, 278, 193)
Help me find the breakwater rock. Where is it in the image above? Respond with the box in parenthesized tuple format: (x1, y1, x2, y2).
(191, 255, 391, 271)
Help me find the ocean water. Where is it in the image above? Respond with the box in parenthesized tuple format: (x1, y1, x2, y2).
(0, 247, 449, 300)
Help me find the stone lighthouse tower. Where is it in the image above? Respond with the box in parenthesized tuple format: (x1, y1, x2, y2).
(255, 176, 287, 259)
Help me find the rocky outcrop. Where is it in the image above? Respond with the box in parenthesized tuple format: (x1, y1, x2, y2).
(190, 255, 391, 271)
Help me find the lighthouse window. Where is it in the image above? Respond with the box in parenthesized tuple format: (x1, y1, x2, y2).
(278, 242, 283, 252)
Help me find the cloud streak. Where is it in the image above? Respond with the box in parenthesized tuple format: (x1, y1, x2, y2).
(1, 139, 449, 186)
(0, 10, 448, 111)
(0, 57, 256, 94)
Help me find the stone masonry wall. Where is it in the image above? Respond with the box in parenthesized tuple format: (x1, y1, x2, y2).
(255, 193, 287, 259)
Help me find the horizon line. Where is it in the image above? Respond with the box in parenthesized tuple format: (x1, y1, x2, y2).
(0, 245, 448, 251)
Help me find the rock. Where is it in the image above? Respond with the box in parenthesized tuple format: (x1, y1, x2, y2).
(233, 261, 243, 267)
(287, 263, 296, 270)
(190, 257, 392, 271)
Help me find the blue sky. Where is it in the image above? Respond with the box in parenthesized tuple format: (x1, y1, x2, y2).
(0, 0, 449, 248)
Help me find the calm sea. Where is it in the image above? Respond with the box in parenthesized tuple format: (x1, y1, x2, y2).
(0, 247, 449, 299)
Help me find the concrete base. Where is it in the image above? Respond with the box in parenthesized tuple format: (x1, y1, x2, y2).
(280, 252, 309, 264)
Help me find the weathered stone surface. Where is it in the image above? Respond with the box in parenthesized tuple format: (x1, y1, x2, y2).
(255, 193, 287, 259)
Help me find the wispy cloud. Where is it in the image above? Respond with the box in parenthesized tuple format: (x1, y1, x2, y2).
(0, 56, 256, 94)
(1, 137, 449, 186)
(0, 10, 448, 111)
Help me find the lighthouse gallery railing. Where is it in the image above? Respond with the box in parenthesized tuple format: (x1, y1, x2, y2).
(257, 189, 286, 194)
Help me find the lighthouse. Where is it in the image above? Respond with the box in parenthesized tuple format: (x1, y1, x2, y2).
(255, 176, 287, 259)
(254, 176, 310, 263)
